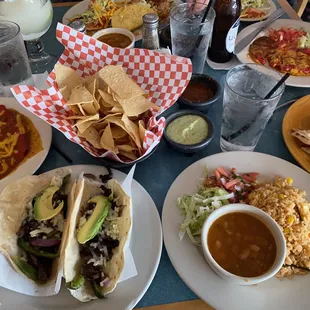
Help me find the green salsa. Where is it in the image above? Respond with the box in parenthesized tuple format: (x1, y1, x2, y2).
(166, 115, 208, 145)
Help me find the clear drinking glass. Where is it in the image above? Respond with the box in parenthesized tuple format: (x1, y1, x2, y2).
(220, 64, 285, 152)
(0, 0, 54, 73)
(170, 3, 215, 73)
(0, 21, 34, 97)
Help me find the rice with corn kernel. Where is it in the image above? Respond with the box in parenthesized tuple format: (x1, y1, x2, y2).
(248, 176, 310, 278)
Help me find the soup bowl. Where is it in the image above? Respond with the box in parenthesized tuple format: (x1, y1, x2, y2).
(201, 204, 286, 286)
(92, 28, 135, 49)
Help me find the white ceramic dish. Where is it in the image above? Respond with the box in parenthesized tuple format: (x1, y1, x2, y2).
(92, 28, 135, 48)
(0, 165, 162, 310)
(240, 0, 277, 22)
(62, 0, 182, 41)
(162, 151, 310, 310)
(235, 19, 310, 88)
(201, 204, 286, 286)
(0, 97, 52, 192)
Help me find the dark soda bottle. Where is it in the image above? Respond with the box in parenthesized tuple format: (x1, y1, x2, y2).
(208, 0, 241, 63)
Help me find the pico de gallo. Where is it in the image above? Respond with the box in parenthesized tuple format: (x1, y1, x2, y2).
(177, 167, 259, 246)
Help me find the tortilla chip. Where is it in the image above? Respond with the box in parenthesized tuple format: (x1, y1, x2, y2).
(99, 65, 146, 100)
(110, 125, 128, 139)
(55, 64, 84, 93)
(59, 86, 72, 101)
(292, 129, 310, 145)
(121, 114, 142, 149)
(100, 123, 118, 153)
(73, 114, 100, 134)
(111, 4, 156, 31)
(80, 102, 98, 115)
(78, 127, 102, 149)
(69, 85, 93, 104)
(138, 120, 146, 143)
(98, 90, 121, 107)
(111, 106, 124, 113)
(117, 144, 137, 152)
(118, 96, 159, 117)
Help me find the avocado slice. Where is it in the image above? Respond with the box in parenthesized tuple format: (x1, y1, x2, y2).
(34, 186, 64, 221)
(13, 257, 38, 281)
(17, 238, 59, 259)
(77, 195, 111, 245)
(66, 274, 85, 290)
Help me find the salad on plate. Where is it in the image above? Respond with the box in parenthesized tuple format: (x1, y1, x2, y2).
(177, 167, 259, 245)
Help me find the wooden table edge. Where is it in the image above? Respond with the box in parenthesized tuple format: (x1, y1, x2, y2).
(51, 0, 300, 309)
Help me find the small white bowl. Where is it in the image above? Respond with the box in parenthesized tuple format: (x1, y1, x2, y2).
(92, 28, 135, 49)
(201, 203, 286, 286)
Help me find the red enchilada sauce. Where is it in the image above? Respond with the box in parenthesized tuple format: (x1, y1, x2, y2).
(0, 105, 42, 179)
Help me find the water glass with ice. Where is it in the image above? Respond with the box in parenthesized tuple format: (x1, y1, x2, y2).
(220, 64, 285, 152)
(0, 21, 34, 97)
(170, 3, 215, 73)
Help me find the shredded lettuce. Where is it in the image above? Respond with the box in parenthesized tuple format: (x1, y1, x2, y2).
(178, 187, 233, 246)
(241, 0, 266, 8)
(299, 33, 310, 48)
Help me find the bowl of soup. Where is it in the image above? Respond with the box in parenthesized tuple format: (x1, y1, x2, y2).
(93, 28, 135, 49)
(201, 204, 286, 285)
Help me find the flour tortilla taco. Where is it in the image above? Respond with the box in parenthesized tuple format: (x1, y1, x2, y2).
(0, 168, 77, 286)
(63, 175, 131, 302)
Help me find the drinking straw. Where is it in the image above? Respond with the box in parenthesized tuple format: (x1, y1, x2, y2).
(222, 73, 290, 141)
(192, 0, 215, 48)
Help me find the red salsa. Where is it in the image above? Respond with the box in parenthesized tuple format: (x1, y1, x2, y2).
(181, 81, 215, 103)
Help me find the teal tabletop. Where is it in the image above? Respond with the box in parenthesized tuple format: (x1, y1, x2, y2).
(36, 3, 310, 309)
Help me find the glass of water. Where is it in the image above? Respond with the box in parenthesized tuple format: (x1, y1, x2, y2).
(0, 21, 34, 97)
(220, 64, 285, 152)
(0, 0, 54, 73)
(170, 3, 215, 73)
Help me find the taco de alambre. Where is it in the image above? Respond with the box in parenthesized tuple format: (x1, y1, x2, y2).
(0, 168, 75, 286)
(64, 175, 131, 302)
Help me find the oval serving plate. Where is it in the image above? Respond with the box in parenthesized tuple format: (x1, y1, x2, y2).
(240, 0, 277, 22)
(236, 19, 310, 88)
(282, 95, 310, 173)
(0, 97, 52, 191)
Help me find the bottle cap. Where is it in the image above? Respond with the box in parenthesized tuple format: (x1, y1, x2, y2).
(143, 13, 159, 25)
(67, 20, 86, 33)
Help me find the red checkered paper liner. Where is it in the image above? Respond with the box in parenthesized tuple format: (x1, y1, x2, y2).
(12, 23, 192, 163)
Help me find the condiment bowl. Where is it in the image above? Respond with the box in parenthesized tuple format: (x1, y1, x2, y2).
(201, 204, 286, 286)
(163, 110, 214, 154)
(178, 74, 221, 112)
(92, 28, 135, 49)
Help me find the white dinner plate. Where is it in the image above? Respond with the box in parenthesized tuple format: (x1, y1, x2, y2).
(0, 97, 52, 191)
(0, 165, 162, 310)
(162, 152, 310, 310)
(236, 19, 310, 88)
(62, 0, 181, 41)
(240, 0, 277, 22)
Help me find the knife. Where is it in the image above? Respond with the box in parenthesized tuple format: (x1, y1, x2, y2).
(234, 8, 285, 54)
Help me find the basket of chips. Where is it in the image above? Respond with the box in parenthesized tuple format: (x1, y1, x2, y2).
(12, 23, 192, 164)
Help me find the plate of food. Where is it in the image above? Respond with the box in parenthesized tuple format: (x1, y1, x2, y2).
(240, 0, 276, 22)
(0, 165, 162, 309)
(236, 19, 310, 87)
(162, 151, 310, 310)
(0, 97, 51, 191)
(62, 0, 180, 40)
(283, 95, 310, 173)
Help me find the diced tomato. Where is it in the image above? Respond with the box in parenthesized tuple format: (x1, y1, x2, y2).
(214, 169, 221, 180)
(225, 179, 240, 190)
(302, 48, 310, 55)
(216, 167, 230, 178)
